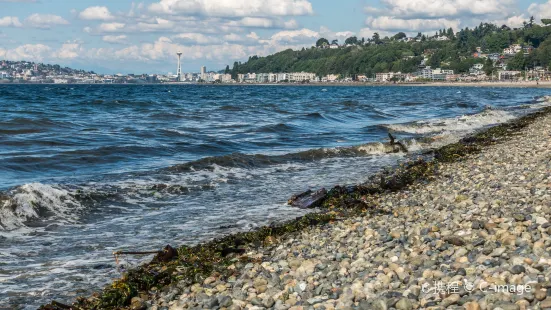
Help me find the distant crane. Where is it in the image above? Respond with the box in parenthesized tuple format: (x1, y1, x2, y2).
(176, 52, 182, 82)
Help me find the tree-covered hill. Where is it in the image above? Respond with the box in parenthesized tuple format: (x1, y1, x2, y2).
(228, 21, 551, 77)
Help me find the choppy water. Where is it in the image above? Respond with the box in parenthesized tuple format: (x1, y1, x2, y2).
(1, 84, 550, 308)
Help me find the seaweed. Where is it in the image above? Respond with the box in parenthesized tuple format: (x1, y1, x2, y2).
(40, 106, 551, 310)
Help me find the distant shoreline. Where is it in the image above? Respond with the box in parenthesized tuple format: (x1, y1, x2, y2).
(2, 81, 551, 88)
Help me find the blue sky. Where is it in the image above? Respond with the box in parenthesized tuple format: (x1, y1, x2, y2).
(0, 0, 547, 74)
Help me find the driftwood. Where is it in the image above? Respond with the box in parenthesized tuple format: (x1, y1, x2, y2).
(113, 245, 178, 265)
(152, 245, 178, 263)
(388, 133, 408, 153)
(42, 301, 72, 309)
(288, 188, 327, 209)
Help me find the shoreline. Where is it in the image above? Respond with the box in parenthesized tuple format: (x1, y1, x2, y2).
(3, 81, 551, 88)
(41, 103, 551, 309)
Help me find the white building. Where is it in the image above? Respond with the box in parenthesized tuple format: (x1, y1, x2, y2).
(503, 44, 522, 56)
(419, 67, 454, 80)
(277, 73, 289, 82)
(498, 71, 521, 80)
(376, 72, 398, 82)
(289, 72, 316, 82)
(322, 74, 339, 82)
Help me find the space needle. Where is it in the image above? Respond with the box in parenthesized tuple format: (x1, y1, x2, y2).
(176, 51, 182, 82)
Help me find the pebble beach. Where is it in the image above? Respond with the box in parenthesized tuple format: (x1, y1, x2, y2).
(126, 109, 551, 310)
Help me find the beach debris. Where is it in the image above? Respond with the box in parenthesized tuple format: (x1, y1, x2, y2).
(112, 245, 177, 266)
(41, 301, 72, 310)
(288, 188, 327, 209)
(388, 133, 408, 153)
(152, 245, 178, 263)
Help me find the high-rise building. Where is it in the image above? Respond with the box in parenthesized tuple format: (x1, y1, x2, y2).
(200, 66, 207, 81)
(176, 52, 183, 82)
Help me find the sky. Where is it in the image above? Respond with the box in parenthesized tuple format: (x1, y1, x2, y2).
(0, 0, 549, 74)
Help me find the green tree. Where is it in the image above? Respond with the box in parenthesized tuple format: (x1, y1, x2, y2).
(508, 51, 526, 70)
(224, 65, 230, 74)
(446, 28, 455, 39)
(484, 58, 494, 75)
(331, 39, 339, 45)
(372, 33, 381, 44)
(344, 36, 358, 45)
(393, 32, 407, 40)
(316, 38, 329, 47)
(231, 62, 239, 79)
(542, 19, 551, 25)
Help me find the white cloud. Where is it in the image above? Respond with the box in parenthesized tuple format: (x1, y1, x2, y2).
(366, 16, 460, 32)
(98, 22, 126, 32)
(357, 27, 396, 40)
(134, 18, 174, 32)
(53, 42, 82, 59)
(24, 14, 69, 29)
(265, 28, 319, 44)
(0, 16, 23, 27)
(148, 0, 313, 17)
(362, 0, 521, 33)
(318, 26, 356, 43)
(79, 6, 115, 21)
(492, 15, 527, 28)
(172, 33, 221, 45)
(525, 1, 551, 24)
(366, 0, 514, 20)
(103, 35, 129, 44)
(226, 17, 299, 29)
(1, 44, 51, 61)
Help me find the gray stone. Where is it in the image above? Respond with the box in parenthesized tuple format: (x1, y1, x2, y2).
(510, 265, 526, 275)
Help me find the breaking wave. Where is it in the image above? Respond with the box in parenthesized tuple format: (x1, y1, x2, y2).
(384, 109, 517, 135)
(0, 183, 82, 231)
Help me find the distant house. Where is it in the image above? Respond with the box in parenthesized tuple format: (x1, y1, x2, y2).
(436, 36, 450, 41)
(398, 37, 415, 42)
(329, 43, 339, 49)
(488, 53, 501, 61)
(469, 64, 485, 76)
(498, 71, 521, 80)
(503, 44, 522, 56)
(323, 74, 339, 82)
(376, 72, 396, 82)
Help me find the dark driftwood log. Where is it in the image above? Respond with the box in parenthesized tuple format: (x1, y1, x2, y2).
(152, 245, 178, 263)
(288, 188, 327, 209)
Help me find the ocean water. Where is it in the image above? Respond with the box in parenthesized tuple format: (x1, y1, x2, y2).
(0, 84, 550, 308)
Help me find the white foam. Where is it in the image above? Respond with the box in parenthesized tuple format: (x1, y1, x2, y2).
(386, 109, 516, 135)
(357, 142, 393, 155)
(0, 183, 80, 231)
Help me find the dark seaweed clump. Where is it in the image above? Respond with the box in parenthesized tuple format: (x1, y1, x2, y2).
(41, 107, 551, 310)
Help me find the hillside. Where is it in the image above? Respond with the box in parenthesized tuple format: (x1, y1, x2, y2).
(228, 21, 551, 77)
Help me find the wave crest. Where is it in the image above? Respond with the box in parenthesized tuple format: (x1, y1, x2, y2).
(0, 183, 81, 231)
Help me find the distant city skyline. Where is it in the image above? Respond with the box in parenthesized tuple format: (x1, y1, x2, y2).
(0, 0, 547, 74)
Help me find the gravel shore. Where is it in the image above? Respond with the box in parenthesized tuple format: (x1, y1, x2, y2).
(130, 112, 551, 310)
